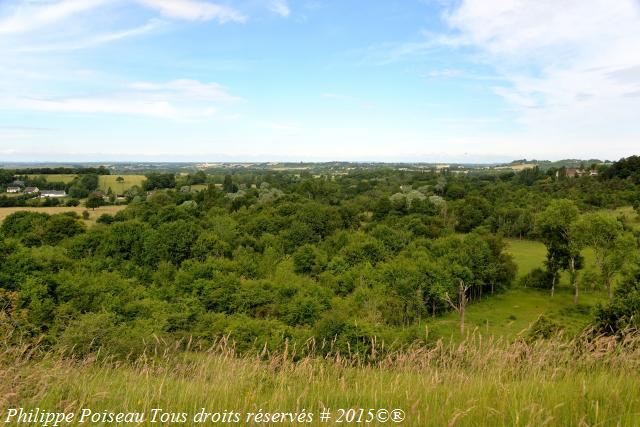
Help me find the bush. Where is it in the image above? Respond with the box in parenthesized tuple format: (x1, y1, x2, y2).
(518, 267, 556, 289)
(57, 312, 161, 358)
(97, 214, 114, 225)
(595, 270, 640, 334)
(526, 315, 562, 341)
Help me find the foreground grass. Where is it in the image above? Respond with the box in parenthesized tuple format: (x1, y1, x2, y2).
(2, 334, 639, 426)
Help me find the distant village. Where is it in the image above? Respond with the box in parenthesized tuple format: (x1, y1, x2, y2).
(5, 180, 67, 198)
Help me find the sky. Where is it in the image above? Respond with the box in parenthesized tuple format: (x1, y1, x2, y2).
(0, 0, 639, 163)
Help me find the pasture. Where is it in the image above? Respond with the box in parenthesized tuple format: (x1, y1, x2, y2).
(98, 175, 146, 193)
(426, 238, 608, 340)
(24, 174, 146, 193)
(26, 173, 77, 183)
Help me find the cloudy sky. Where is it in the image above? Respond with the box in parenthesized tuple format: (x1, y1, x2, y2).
(0, 0, 639, 162)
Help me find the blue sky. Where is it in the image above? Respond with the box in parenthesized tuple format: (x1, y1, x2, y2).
(0, 0, 639, 162)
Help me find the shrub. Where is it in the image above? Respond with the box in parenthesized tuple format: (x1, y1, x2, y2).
(595, 270, 640, 334)
(526, 315, 562, 341)
(518, 267, 556, 289)
(96, 214, 114, 225)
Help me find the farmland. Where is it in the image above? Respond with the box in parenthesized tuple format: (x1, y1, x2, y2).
(24, 174, 146, 193)
(98, 175, 146, 193)
(0, 205, 125, 224)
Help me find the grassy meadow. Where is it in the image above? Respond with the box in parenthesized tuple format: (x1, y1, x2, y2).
(98, 175, 146, 193)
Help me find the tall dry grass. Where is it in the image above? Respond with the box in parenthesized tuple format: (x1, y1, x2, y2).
(1, 330, 640, 426)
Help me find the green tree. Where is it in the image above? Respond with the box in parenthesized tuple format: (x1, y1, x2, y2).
(535, 199, 580, 297)
(572, 213, 638, 299)
(223, 175, 237, 193)
(595, 269, 640, 333)
(116, 176, 125, 196)
(85, 192, 103, 210)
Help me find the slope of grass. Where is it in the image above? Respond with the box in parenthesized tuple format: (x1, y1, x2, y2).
(4, 336, 640, 427)
(505, 238, 546, 278)
(428, 287, 606, 341)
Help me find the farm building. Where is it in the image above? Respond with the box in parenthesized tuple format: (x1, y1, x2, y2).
(40, 190, 67, 198)
(6, 186, 21, 193)
(24, 187, 40, 194)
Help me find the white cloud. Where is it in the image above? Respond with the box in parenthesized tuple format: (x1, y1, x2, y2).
(269, 0, 291, 17)
(136, 0, 246, 23)
(440, 0, 640, 145)
(130, 79, 242, 102)
(1, 79, 239, 119)
(6, 20, 161, 52)
(0, 0, 109, 34)
(12, 97, 180, 119)
(0, 0, 245, 35)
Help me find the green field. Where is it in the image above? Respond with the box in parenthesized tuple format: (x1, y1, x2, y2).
(98, 175, 146, 193)
(505, 238, 546, 278)
(27, 173, 77, 183)
(506, 238, 596, 282)
(429, 286, 605, 340)
(422, 238, 607, 341)
(25, 174, 146, 193)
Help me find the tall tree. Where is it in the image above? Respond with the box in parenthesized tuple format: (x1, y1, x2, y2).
(535, 199, 580, 297)
(572, 213, 638, 299)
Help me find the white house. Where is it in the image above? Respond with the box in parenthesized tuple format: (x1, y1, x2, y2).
(6, 186, 21, 193)
(24, 187, 40, 194)
(40, 190, 67, 198)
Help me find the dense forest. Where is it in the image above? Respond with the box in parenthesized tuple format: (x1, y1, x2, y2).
(1, 157, 639, 360)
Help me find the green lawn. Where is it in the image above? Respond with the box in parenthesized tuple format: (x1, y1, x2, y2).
(505, 238, 546, 278)
(506, 237, 596, 284)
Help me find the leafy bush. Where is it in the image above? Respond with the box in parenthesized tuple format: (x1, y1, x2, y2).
(595, 270, 640, 334)
(518, 267, 556, 289)
(526, 315, 562, 341)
